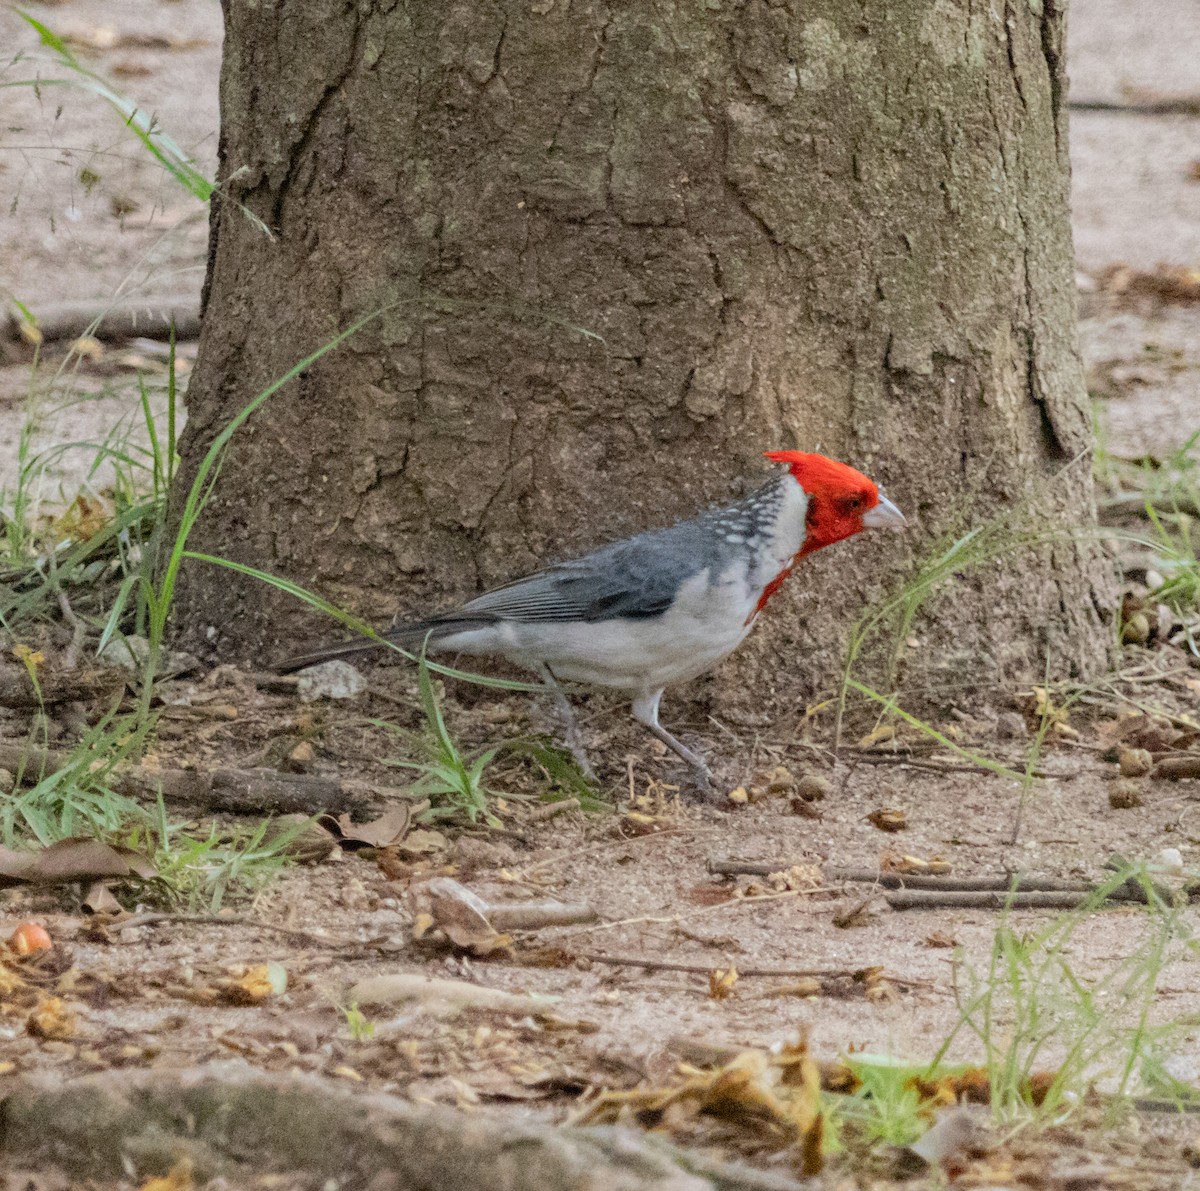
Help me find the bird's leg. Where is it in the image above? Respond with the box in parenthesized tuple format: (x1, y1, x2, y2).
(631, 690, 712, 788)
(534, 664, 596, 781)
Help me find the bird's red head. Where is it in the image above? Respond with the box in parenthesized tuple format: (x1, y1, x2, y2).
(765, 450, 906, 555)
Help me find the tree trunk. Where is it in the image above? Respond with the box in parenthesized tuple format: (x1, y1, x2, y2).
(175, 0, 1112, 708)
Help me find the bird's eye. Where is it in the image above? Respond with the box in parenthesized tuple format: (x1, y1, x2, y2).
(845, 496, 862, 512)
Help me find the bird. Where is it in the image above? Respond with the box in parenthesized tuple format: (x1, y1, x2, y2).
(279, 451, 907, 783)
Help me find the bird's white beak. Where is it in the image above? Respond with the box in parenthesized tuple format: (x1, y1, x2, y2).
(862, 494, 907, 530)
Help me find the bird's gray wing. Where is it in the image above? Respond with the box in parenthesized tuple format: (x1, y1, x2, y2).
(452, 526, 712, 624)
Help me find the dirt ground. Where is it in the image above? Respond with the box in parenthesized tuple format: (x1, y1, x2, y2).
(4, 1, 1200, 1189)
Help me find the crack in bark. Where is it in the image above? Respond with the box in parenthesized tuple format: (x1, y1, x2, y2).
(270, 4, 365, 233)
(1037, 0, 1065, 158)
(1003, 0, 1029, 116)
(547, 7, 609, 156)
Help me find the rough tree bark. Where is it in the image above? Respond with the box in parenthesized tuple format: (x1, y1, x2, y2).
(175, 0, 1112, 708)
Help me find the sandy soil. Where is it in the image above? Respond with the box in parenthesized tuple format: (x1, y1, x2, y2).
(3, 1, 1200, 1188)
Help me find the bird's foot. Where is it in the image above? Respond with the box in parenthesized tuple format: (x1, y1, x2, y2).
(535, 664, 597, 783)
(564, 736, 598, 784)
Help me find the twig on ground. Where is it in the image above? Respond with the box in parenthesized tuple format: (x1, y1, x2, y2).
(104, 911, 341, 946)
(557, 886, 832, 936)
(0, 663, 125, 709)
(523, 798, 581, 823)
(840, 752, 1050, 778)
(564, 950, 928, 989)
(3, 295, 201, 346)
(1070, 95, 1200, 116)
(487, 901, 598, 929)
(885, 889, 1129, 911)
(0, 739, 404, 816)
(56, 590, 87, 672)
(708, 859, 1167, 905)
(1152, 755, 1200, 781)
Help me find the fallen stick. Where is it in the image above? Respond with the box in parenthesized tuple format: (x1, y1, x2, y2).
(106, 911, 340, 946)
(885, 890, 1122, 911)
(561, 886, 832, 937)
(0, 663, 126, 709)
(564, 951, 919, 986)
(1069, 95, 1200, 116)
(1100, 493, 1200, 521)
(841, 752, 1051, 778)
(1152, 755, 1200, 781)
(3, 295, 201, 346)
(522, 797, 582, 822)
(0, 740, 401, 816)
(708, 860, 1164, 904)
(487, 901, 598, 929)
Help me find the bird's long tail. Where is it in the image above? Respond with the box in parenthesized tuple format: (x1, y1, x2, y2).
(276, 637, 383, 674)
(275, 616, 492, 674)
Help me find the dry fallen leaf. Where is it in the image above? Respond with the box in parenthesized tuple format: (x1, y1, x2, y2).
(138, 1158, 194, 1191)
(833, 898, 875, 929)
(620, 811, 666, 836)
(0, 837, 156, 889)
(215, 962, 288, 1005)
(867, 808, 909, 833)
(858, 723, 897, 749)
(880, 852, 951, 875)
(395, 827, 449, 858)
(416, 877, 512, 954)
(924, 930, 958, 949)
(574, 1044, 824, 1174)
(347, 972, 558, 1019)
(708, 966, 738, 999)
(52, 492, 111, 542)
(319, 806, 414, 850)
(27, 996, 77, 1040)
(11, 644, 44, 675)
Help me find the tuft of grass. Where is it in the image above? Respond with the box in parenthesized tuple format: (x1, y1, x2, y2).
(1095, 424, 1200, 622)
(376, 649, 505, 825)
(835, 520, 1058, 746)
(824, 868, 1192, 1161)
(932, 865, 1183, 1122)
(127, 795, 304, 913)
(338, 1001, 376, 1042)
(0, 709, 148, 846)
(828, 1054, 942, 1149)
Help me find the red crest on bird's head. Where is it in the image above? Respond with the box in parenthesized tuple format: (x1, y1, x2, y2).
(764, 451, 877, 499)
(764, 450, 901, 554)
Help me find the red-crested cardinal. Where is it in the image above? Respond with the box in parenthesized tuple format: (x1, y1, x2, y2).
(281, 451, 906, 782)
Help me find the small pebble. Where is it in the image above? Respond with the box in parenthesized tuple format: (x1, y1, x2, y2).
(995, 712, 1027, 740)
(285, 740, 317, 771)
(1154, 847, 1184, 874)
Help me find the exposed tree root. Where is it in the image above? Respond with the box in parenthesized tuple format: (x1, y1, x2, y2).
(0, 1065, 806, 1190)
